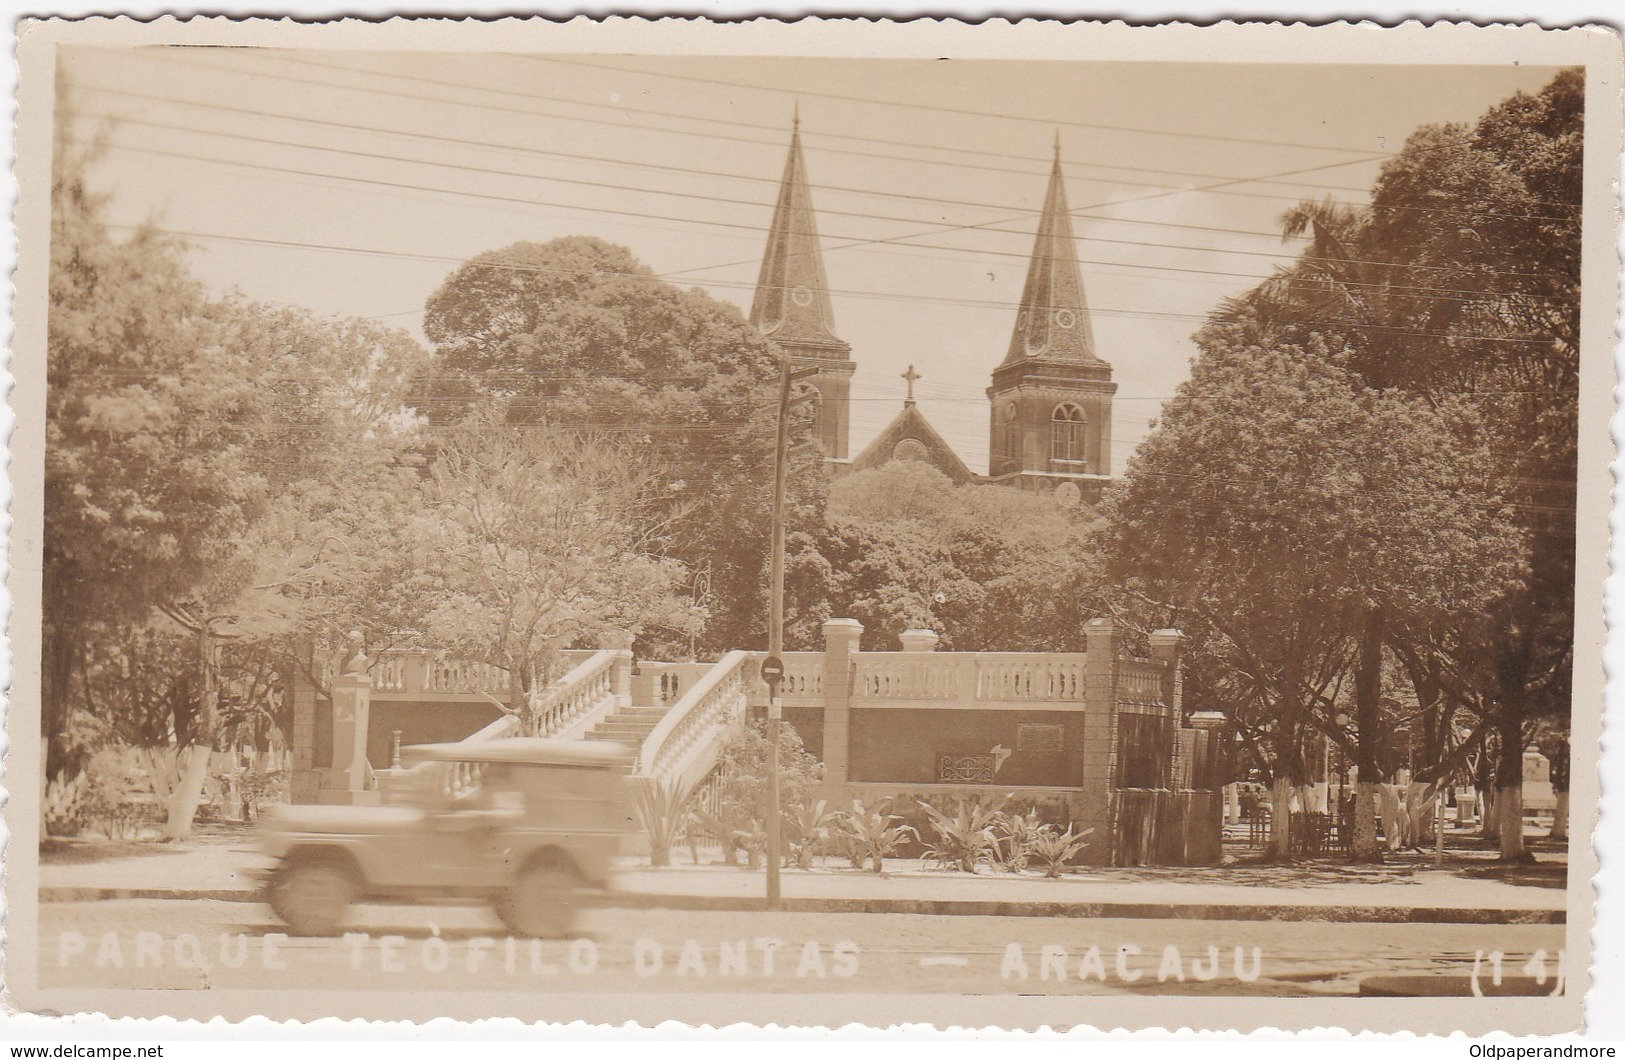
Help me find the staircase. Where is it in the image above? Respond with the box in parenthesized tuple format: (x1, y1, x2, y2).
(582, 705, 669, 750)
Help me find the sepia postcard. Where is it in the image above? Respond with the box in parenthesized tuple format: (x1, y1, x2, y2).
(5, 14, 1620, 1035)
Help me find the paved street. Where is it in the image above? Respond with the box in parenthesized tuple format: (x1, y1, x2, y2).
(39, 899, 1567, 997)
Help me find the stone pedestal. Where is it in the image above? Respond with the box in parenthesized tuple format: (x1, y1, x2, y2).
(820, 618, 864, 802)
(899, 628, 940, 653)
(1149, 628, 1184, 713)
(599, 629, 635, 709)
(319, 671, 375, 806)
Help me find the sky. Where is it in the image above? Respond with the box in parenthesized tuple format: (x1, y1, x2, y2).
(60, 48, 1565, 475)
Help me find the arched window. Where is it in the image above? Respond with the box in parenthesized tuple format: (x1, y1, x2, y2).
(1052, 404, 1085, 463)
(797, 385, 823, 444)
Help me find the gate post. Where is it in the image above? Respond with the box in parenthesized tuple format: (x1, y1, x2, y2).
(599, 628, 635, 709)
(1082, 618, 1120, 862)
(821, 618, 864, 802)
(320, 649, 376, 806)
(1148, 628, 1184, 715)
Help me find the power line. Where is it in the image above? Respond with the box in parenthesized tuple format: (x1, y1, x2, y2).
(75, 80, 1362, 248)
(77, 106, 1552, 295)
(94, 216, 1558, 341)
(133, 49, 1384, 203)
(528, 54, 1401, 158)
(523, 55, 1583, 212)
(281, 51, 1382, 195)
(94, 52, 1577, 223)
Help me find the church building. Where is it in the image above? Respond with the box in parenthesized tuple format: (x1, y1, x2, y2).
(749, 120, 1117, 505)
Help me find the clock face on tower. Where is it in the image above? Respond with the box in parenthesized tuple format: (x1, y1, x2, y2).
(791, 286, 814, 307)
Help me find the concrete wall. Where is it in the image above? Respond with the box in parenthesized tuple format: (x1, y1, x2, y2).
(847, 708, 1088, 787)
(363, 700, 504, 770)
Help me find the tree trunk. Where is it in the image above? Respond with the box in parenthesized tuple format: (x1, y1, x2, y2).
(1269, 776, 1293, 861)
(1496, 710, 1531, 862)
(1349, 606, 1386, 863)
(161, 743, 213, 841)
(1353, 782, 1380, 859)
(159, 629, 219, 843)
(1481, 783, 1500, 842)
(1550, 792, 1569, 841)
(42, 628, 81, 782)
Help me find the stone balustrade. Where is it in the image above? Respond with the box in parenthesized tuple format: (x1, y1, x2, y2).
(529, 648, 624, 738)
(428, 658, 511, 695)
(636, 650, 752, 796)
(1117, 658, 1167, 707)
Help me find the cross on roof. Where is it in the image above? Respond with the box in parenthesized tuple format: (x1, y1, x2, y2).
(901, 364, 921, 406)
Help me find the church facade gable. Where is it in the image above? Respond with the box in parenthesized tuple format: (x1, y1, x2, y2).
(847, 403, 977, 485)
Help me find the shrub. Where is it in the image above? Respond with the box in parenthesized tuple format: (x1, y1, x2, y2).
(994, 811, 1045, 873)
(1025, 824, 1095, 878)
(783, 798, 834, 869)
(918, 796, 1007, 873)
(834, 800, 917, 874)
(630, 776, 689, 867)
(44, 771, 90, 838)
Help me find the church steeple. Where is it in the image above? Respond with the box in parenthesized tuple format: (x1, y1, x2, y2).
(1000, 139, 1100, 368)
(750, 115, 848, 356)
(750, 116, 856, 460)
(985, 139, 1116, 500)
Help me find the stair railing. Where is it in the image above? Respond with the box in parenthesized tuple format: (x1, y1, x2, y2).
(528, 648, 625, 739)
(635, 650, 752, 798)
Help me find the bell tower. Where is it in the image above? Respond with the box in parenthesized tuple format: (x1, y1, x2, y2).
(986, 138, 1115, 501)
(750, 113, 856, 461)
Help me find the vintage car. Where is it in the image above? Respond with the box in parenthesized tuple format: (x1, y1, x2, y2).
(256, 738, 635, 938)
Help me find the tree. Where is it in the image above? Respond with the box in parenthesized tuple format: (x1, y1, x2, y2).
(45, 120, 271, 783)
(820, 460, 1102, 651)
(45, 90, 434, 832)
(418, 415, 697, 725)
(1257, 71, 1581, 860)
(411, 236, 828, 656)
(1100, 331, 1524, 861)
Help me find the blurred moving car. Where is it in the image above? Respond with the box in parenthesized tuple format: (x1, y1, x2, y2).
(256, 738, 635, 937)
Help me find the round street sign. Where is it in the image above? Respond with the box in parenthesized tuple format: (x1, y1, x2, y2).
(761, 655, 785, 684)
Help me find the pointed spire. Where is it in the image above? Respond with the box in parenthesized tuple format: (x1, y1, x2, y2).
(1000, 145, 1100, 368)
(749, 115, 847, 352)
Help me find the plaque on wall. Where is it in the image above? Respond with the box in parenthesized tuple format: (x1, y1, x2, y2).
(937, 753, 997, 784)
(1017, 722, 1064, 752)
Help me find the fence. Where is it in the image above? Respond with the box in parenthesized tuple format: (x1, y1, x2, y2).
(1109, 789, 1224, 866)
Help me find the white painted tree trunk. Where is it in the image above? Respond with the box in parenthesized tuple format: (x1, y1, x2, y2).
(160, 744, 212, 842)
(1498, 783, 1526, 861)
(1550, 791, 1569, 840)
(1269, 777, 1293, 860)
(1352, 781, 1381, 861)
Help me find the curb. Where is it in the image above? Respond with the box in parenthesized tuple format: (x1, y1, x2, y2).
(37, 887, 1565, 925)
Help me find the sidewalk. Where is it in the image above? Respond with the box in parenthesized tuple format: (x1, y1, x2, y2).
(36, 839, 1567, 924)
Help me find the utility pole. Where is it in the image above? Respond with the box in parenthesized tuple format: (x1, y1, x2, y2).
(765, 359, 817, 909)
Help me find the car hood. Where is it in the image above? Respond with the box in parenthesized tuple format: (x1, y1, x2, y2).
(261, 804, 424, 836)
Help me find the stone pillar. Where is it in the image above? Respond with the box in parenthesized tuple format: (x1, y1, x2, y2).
(821, 618, 864, 802)
(899, 628, 940, 653)
(402, 651, 429, 694)
(1149, 628, 1183, 716)
(599, 629, 635, 709)
(630, 666, 657, 711)
(1080, 618, 1120, 860)
(319, 669, 375, 805)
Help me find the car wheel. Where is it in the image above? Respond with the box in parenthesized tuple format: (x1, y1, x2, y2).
(267, 857, 358, 937)
(496, 860, 581, 938)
